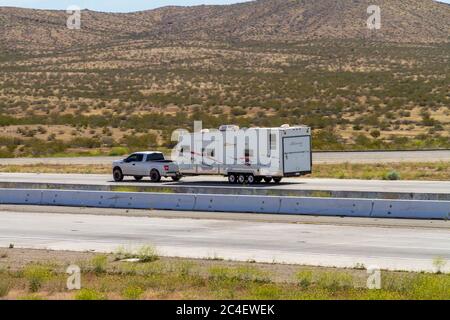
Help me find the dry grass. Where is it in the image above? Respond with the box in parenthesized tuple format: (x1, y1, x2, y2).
(0, 164, 111, 174)
(311, 162, 450, 181)
(0, 248, 448, 300)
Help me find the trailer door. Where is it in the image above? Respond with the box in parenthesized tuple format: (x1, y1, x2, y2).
(282, 136, 311, 174)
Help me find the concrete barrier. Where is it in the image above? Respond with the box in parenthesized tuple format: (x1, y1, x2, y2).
(0, 189, 42, 205)
(279, 197, 373, 217)
(371, 199, 450, 220)
(1, 188, 449, 220)
(195, 194, 281, 213)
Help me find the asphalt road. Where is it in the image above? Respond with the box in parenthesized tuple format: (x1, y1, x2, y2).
(0, 207, 448, 272)
(1, 172, 450, 195)
(0, 150, 449, 165)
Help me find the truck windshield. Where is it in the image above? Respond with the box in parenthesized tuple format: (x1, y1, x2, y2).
(146, 153, 165, 161)
(125, 154, 144, 162)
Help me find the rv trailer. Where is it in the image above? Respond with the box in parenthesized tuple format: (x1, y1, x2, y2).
(173, 124, 312, 184)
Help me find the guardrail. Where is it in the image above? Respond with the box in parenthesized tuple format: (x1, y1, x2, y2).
(1, 188, 449, 220)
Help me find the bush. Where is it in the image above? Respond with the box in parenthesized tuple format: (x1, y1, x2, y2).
(114, 245, 158, 263)
(317, 272, 354, 292)
(91, 255, 108, 274)
(23, 265, 52, 292)
(0, 278, 11, 297)
(75, 288, 107, 300)
(122, 285, 144, 300)
(296, 270, 313, 288)
(109, 147, 129, 156)
(384, 170, 401, 180)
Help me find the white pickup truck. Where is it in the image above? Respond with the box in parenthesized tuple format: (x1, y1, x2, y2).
(112, 151, 181, 182)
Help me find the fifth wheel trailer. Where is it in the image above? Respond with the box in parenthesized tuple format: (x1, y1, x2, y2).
(172, 124, 312, 184)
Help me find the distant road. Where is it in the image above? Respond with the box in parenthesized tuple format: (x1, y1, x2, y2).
(0, 150, 449, 165)
(0, 208, 448, 272)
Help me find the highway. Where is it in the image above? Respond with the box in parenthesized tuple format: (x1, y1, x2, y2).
(0, 207, 448, 272)
(1, 172, 450, 195)
(0, 150, 449, 165)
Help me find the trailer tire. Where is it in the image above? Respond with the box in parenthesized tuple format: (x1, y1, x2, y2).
(237, 174, 246, 184)
(113, 168, 124, 182)
(228, 174, 237, 184)
(247, 174, 256, 184)
(273, 177, 282, 184)
(134, 176, 143, 181)
(255, 177, 263, 184)
(150, 169, 161, 182)
(172, 175, 182, 182)
(263, 177, 272, 183)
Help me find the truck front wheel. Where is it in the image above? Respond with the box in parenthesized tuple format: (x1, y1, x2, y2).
(113, 168, 124, 182)
(150, 169, 161, 182)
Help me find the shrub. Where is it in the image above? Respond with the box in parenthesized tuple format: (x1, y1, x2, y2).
(432, 257, 447, 274)
(91, 255, 108, 274)
(122, 285, 144, 300)
(384, 170, 401, 180)
(75, 288, 107, 300)
(114, 245, 158, 263)
(317, 272, 354, 292)
(136, 246, 159, 263)
(109, 147, 129, 156)
(0, 278, 11, 297)
(23, 264, 52, 292)
(296, 270, 313, 288)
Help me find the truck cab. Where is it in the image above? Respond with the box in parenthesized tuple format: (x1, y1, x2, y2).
(112, 151, 181, 182)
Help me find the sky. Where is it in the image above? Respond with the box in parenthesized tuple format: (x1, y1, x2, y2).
(0, 0, 448, 12)
(0, 0, 251, 12)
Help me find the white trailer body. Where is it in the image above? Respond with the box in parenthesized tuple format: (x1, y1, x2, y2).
(172, 125, 312, 184)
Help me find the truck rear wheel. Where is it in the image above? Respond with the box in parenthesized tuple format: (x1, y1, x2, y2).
(150, 169, 161, 182)
(113, 168, 124, 182)
(247, 174, 256, 184)
(228, 174, 237, 184)
(263, 177, 272, 183)
(237, 174, 246, 184)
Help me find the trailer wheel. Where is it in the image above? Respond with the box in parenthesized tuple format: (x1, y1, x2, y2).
(247, 174, 256, 184)
(237, 174, 246, 184)
(134, 176, 143, 181)
(113, 168, 124, 182)
(255, 177, 263, 184)
(228, 174, 237, 184)
(273, 177, 282, 184)
(263, 177, 272, 183)
(171, 175, 182, 182)
(150, 169, 161, 182)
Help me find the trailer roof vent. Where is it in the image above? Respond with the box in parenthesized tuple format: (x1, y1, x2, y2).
(219, 125, 239, 131)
